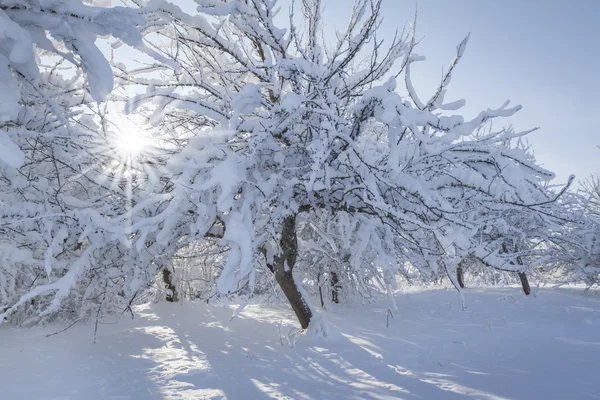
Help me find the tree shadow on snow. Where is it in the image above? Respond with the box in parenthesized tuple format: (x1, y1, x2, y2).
(126, 302, 509, 400)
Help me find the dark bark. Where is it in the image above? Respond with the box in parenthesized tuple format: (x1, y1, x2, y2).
(268, 215, 313, 329)
(162, 268, 179, 303)
(318, 285, 325, 308)
(316, 272, 325, 307)
(456, 265, 465, 289)
(500, 244, 532, 296)
(275, 268, 312, 329)
(518, 272, 531, 295)
(515, 253, 531, 296)
(331, 271, 340, 303)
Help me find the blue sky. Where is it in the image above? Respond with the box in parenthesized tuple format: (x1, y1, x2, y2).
(316, 0, 599, 186)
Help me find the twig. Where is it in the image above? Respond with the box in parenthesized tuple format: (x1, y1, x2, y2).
(386, 308, 394, 328)
(44, 319, 80, 338)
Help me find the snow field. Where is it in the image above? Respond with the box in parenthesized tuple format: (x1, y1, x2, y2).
(2, 288, 599, 399)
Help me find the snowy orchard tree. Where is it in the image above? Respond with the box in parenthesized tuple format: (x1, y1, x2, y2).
(552, 178, 600, 286)
(105, 0, 564, 329)
(295, 210, 405, 307)
(0, 0, 174, 146)
(465, 206, 559, 294)
(0, 0, 176, 323)
(0, 0, 568, 329)
(457, 136, 574, 295)
(581, 176, 600, 218)
(579, 177, 600, 284)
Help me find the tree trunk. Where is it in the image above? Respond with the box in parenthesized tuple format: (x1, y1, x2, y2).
(162, 268, 179, 302)
(269, 215, 313, 329)
(518, 272, 531, 295)
(318, 285, 325, 308)
(515, 253, 531, 296)
(275, 268, 312, 329)
(331, 271, 340, 303)
(456, 265, 465, 289)
(500, 244, 532, 296)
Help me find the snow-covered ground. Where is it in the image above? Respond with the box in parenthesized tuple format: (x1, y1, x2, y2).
(2, 288, 600, 400)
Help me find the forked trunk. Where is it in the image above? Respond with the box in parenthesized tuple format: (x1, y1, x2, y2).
(518, 272, 531, 295)
(162, 268, 179, 302)
(501, 244, 532, 296)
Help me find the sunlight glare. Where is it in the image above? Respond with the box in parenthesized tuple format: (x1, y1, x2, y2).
(112, 115, 152, 160)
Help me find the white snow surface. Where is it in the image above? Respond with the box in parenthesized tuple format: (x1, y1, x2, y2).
(1, 288, 600, 400)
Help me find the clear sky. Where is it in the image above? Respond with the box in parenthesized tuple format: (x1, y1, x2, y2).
(315, 0, 599, 186)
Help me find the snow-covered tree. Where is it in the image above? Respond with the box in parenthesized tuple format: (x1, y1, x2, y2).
(439, 131, 574, 294)
(1, 0, 567, 329)
(552, 177, 600, 286)
(0, 0, 175, 324)
(464, 186, 574, 294)
(112, 0, 563, 328)
(0, 0, 175, 160)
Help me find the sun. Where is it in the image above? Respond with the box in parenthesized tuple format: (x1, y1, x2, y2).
(111, 115, 153, 160)
(115, 130, 149, 157)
